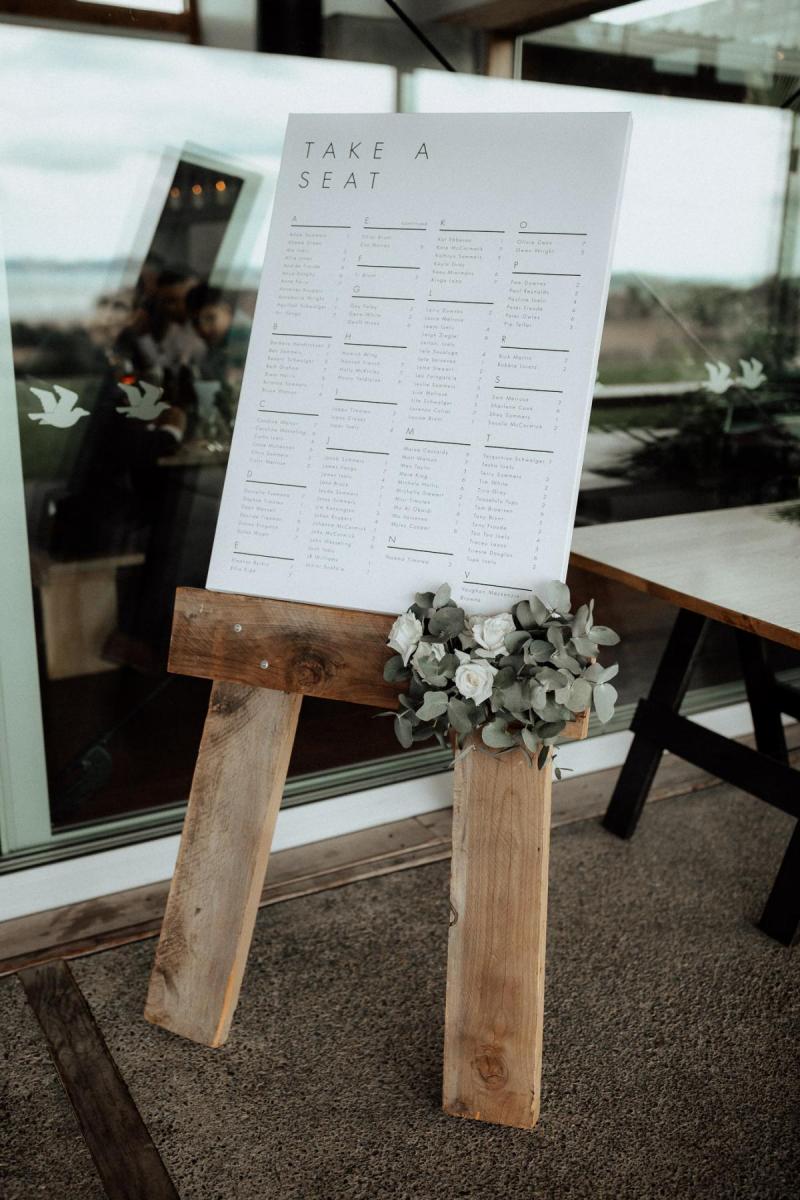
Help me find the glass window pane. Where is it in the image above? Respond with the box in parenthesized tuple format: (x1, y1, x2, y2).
(0, 25, 398, 836)
(406, 65, 800, 705)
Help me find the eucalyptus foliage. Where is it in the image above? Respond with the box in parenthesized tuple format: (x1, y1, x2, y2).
(382, 581, 620, 772)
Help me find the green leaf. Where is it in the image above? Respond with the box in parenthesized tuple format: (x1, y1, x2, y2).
(504, 630, 530, 654)
(590, 625, 620, 647)
(571, 603, 590, 638)
(537, 580, 570, 615)
(429, 606, 465, 639)
(412, 725, 436, 742)
(415, 690, 450, 722)
(536, 666, 566, 691)
(551, 649, 581, 676)
(530, 595, 550, 624)
(582, 662, 606, 683)
(538, 744, 550, 769)
(498, 680, 527, 714)
(414, 591, 435, 609)
(521, 726, 540, 754)
(593, 681, 618, 723)
(414, 657, 449, 687)
(515, 600, 537, 629)
(383, 655, 410, 683)
(496, 654, 523, 673)
(566, 677, 592, 713)
(597, 662, 619, 684)
(572, 636, 598, 656)
(525, 639, 553, 665)
(432, 582, 451, 609)
(447, 697, 475, 734)
(538, 720, 566, 741)
(546, 625, 565, 651)
(492, 665, 517, 691)
(394, 714, 413, 748)
(482, 719, 516, 749)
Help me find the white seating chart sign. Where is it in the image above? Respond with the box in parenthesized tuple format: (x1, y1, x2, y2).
(208, 113, 631, 614)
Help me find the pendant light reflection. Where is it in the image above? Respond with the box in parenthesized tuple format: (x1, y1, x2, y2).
(168, 180, 231, 210)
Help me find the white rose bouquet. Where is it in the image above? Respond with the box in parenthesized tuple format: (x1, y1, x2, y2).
(383, 581, 620, 770)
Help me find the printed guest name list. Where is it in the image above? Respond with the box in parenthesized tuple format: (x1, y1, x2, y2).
(208, 113, 631, 614)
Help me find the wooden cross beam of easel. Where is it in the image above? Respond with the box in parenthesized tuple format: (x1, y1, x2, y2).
(144, 586, 588, 1130)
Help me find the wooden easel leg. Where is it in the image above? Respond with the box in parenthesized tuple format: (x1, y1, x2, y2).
(443, 743, 553, 1129)
(145, 680, 302, 1047)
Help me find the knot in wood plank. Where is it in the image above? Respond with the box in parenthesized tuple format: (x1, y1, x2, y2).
(210, 689, 249, 718)
(286, 640, 344, 691)
(472, 1045, 509, 1090)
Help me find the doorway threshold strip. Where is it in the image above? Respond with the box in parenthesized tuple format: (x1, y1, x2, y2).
(5, 724, 797, 979)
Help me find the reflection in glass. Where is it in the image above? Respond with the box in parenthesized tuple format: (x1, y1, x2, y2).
(407, 64, 800, 702)
(0, 25, 397, 833)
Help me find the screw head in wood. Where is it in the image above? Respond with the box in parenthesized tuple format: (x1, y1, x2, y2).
(259, 659, 269, 669)
(233, 623, 243, 633)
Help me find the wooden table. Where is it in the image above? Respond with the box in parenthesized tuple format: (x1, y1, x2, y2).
(571, 502, 800, 945)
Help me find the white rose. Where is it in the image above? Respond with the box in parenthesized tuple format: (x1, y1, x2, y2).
(454, 659, 498, 706)
(412, 641, 446, 668)
(470, 612, 516, 658)
(388, 611, 423, 665)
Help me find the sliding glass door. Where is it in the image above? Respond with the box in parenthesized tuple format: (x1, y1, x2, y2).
(2, 4, 798, 867)
(407, 45, 800, 711)
(0, 25, 400, 862)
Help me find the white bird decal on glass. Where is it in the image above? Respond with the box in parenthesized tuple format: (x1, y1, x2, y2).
(702, 360, 733, 395)
(738, 357, 767, 390)
(28, 385, 90, 428)
(116, 381, 169, 421)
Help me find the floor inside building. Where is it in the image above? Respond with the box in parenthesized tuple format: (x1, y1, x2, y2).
(2, 765, 798, 1200)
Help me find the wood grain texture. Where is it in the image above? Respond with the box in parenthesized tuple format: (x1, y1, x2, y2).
(169, 587, 401, 706)
(169, 588, 597, 716)
(571, 504, 800, 651)
(19, 959, 178, 1200)
(145, 680, 302, 1047)
(443, 739, 554, 1129)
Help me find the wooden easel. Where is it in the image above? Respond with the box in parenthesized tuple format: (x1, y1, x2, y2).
(145, 586, 588, 1130)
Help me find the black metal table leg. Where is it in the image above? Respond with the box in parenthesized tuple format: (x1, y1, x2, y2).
(603, 608, 707, 839)
(758, 821, 800, 946)
(736, 629, 789, 764)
